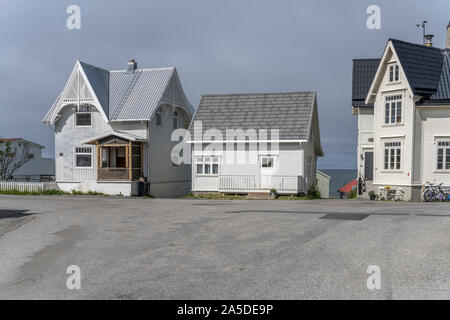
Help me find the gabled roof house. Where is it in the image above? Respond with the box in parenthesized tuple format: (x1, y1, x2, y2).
(353, 23, 450, 200)
(188, 92, 323, 195)
(43, 59, 193, 197)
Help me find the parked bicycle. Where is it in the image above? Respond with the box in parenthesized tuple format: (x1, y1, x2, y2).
(422, 181, 447, 202)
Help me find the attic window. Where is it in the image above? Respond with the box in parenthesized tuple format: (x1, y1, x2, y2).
(76, 113, 92, 126)
(389, 65, 399, 82)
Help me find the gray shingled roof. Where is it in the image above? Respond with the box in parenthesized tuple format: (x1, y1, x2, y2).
(352, 59, 380, 108)
(189, 92, 316, 141)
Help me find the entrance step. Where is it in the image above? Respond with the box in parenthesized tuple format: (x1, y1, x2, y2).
(246, 192, 274, 200)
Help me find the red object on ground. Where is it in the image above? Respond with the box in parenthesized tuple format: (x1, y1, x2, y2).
(338, 179, 357, 194)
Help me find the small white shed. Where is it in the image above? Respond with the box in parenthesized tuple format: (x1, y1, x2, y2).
(315, 169, 330, 198)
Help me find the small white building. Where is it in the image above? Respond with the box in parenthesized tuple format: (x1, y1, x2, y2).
(315, 169, 331, 198)
(354, 23, 450, 200)
(43, 60, 193, 197)
(188, 92, 323, 195)
(0, 138, 54, 181)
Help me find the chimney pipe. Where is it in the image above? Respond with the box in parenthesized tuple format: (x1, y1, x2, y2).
(127, 59, 137, 72)
(425, 34, 434, 47)
(446, 22, 450, 49)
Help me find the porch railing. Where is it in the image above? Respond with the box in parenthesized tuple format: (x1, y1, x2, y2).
(218, 175, 302, 193)
(219, 175, 256, 191)
(98, 168, 130, 181)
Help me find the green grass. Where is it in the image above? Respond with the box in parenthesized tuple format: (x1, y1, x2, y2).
(0, 189, 68, 196)
(181, 192, 247, 200)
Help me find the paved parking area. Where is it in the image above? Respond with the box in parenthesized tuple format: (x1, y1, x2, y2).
(1, 195, 450, 299)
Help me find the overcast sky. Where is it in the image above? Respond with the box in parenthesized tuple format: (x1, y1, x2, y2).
(1, 0, 450, 168)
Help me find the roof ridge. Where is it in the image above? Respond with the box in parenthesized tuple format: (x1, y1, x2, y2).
(389, 38, 443, 51)
(201, 91, 316, 97)
(110, 67, 175, 73)
(78, 60, 109, 73)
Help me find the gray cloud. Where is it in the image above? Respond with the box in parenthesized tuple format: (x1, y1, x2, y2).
(1, 0, 449, 168)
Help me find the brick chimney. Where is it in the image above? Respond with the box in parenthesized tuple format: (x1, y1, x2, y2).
(446, 22, 450, 49)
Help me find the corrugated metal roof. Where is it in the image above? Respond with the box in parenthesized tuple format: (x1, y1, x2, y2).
(44, 62, 191, 123)
(109, 68, 174, 120)
(189, 92, 316, 141)
(80, 62, 110, 117)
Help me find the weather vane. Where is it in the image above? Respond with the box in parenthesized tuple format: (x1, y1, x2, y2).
(416, 20, 427, 45)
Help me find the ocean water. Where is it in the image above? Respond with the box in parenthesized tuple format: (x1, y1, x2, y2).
(319, 169, 357, 199)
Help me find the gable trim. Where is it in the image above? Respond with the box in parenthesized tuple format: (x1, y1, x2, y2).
(365, 41, 413, 104)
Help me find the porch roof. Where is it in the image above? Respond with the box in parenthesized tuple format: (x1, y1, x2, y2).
(80, 131, 146, 145)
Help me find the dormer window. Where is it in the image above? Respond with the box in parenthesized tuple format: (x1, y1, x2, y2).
(156, 108, 162, 126)
(389, 64, 399, 82)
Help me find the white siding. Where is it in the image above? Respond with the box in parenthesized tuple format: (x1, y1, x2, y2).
(372, 50, 414, 187)
(55, 105, 147, 182)
(419, 107, 450, 185)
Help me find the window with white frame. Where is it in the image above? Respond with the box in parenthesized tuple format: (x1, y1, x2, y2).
(75, 105, 92, 126)
(156, 108, 162, 126)
(173, 111, 178, 129)
(385, 95, 402, 124)
(75, 147, 92, 168)
(436, 141, 450, 170)
(196, 157, 220, 175)
(261, 157, 274, 168)
(384, 141, 401, 170)
(389, 64, 399, 82)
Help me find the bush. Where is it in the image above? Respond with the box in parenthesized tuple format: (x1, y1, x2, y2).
(347, 188, 357, 199)
(270, 188, 277, 195)
(306, 187, 321, 199)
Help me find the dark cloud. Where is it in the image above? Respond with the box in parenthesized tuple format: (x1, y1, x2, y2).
(1, 0, 449, 168)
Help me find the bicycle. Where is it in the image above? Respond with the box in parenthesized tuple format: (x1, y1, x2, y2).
(422, 181, 446, 202)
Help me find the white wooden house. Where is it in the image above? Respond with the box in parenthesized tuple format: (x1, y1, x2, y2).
(188, 92, 323, 195)
(0, 138, 54, 181)
(43, 60, 193, 197)
(354, 23, 450, 200)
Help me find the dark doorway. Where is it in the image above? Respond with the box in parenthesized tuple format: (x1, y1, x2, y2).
(364, 151, 374, 180)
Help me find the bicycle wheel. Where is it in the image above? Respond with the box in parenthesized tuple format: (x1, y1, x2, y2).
(423, 189, 433, 202)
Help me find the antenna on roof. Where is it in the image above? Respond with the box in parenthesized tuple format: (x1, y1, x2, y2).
(416, 20, 427, 45)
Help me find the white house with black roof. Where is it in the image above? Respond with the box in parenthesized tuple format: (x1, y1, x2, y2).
(43, 59, 193, 197)
(353, 23, 450, 200)
(188, 92, 323, 195)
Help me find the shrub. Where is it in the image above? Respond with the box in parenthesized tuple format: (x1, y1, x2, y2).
(306, 187, 321, 199)
(270, 188, 277, 195)
(347, 188, 357, 199)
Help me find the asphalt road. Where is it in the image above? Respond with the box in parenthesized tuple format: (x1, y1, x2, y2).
(1, 195, 450, 299)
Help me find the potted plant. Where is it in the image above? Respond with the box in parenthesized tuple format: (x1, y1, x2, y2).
(368, 190, 376, 201)
(270, 188, 278, 198)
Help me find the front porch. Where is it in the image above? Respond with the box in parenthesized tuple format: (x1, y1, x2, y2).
(195, 175, 303, 195)
(82, 132, 145, 182)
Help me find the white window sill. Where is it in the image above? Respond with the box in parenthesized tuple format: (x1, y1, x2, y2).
(380, 170, 403, 173)
(386, 81, 401, 86)
(196, 174, 219, 177)
(382, 123, 404, 127)
(75, 125, 92, 128)
(75, 167, 93, 170)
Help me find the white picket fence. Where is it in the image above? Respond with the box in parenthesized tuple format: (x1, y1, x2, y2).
(0, 181, 44, 193)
